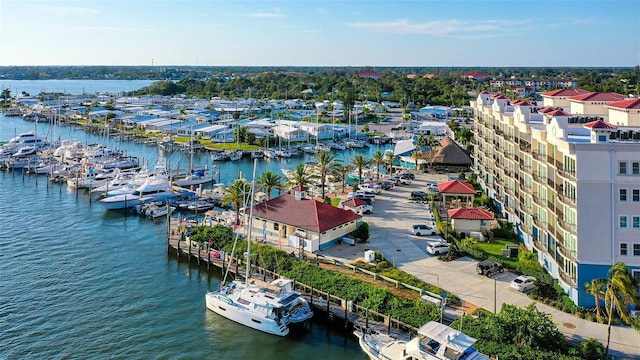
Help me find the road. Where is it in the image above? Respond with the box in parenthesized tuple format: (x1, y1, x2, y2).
(319, 171, 640, 359)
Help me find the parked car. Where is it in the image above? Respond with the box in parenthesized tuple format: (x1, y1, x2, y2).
(510, 275, 536, 292)
(427, 183, 440, 193)
(378, 181, 394, 190)
(399, 173, 415, 180)
(426, 242, 449, 255)
(362, 204, 374, 214)
(398, 177, 412, 185)
(410, 191, 429, 201)
(386, 177, 399, 185)
(476, 260, 504, 277)
(412, 224, 437, 236)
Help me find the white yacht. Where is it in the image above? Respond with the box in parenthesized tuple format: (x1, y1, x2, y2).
(354, 321, 489, 360)
(98, 177, 176, 210)
(171, 167, 215, 187)
(205, 159, 313, 336)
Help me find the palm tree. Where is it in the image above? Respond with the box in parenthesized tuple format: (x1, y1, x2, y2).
(285, 163, 318, 189)
(383, 151, 396, 175)
(603, 262, 640, 358)
(257, 170, 282, 200)
(351, 154, 370, 184)
(222, 178, 252, 226)
(585, 278, 607, 322)
(425, 134, 441, 168)
(334, 163, 354, 194)
(411, 150, 423, 172)
(314, 150, 340, 199)
(371, 150, 385, 180)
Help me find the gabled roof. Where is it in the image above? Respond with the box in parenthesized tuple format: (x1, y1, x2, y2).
(515, 101, 534, 106)
(538, 107, 557, 114)
(547, 109, 572, 117)
(569, 92, 626, 102)
(448, 208, 494, 220)
(438, 179, 476, 194)
(491, 94, 510, 100)
(479, 91, 491, 95)
(341, 198, 366, 207)
(252, 194, 361, 233)
(584, 120, 618, 130)
(606, 98, 640, 110)
(540, 88, 589, 97)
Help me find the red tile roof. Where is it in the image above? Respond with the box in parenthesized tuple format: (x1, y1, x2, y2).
(448, 208, 494, 220)
(538, 107, 557, 114)
(584, 120, 618, 130)
(516, 101, 534, 106)
(541, 88, 589, 97)
(606, 98, 640, 110)
(438, 180, 476, 194)
(252, 194, 361, 233)
(341, 198, 366, 207)
(547, 109, 572, 117)
(491, 94, 510, 100)
(569, 92, 626, 102)
(479, 91, 491, 95)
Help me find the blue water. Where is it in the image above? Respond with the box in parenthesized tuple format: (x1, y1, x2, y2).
(0, 106, 391, 358)
(0, 80, 157, 96)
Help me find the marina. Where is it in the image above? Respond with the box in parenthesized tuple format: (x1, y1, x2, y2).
(0, 85, 376, 359)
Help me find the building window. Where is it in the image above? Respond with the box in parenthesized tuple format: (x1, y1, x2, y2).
(634, 244, 640, 256)
(273, 223, 279, 231)
(620, 216, 628, 229)
(620, 243, 628, 255)
(598, 135, 607, 142)
(634, 216, 640, 229)
(619, 161, 628, 175)
(620, 189, 628, 201)
(634, 189, 640, 202)
(633, 162, 640, 175)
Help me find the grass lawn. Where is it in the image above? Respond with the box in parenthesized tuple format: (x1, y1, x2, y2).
(470, 238, 518, 258)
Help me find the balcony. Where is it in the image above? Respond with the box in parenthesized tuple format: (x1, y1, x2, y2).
(532, 171, 546, 185)
(532, 194, 545, 207)
(556, 192, 576, 207)
(558, 245, 577, 261)
(532, 240, 547, 253)
(557, 216, 577, 233)
(556, 167, 576, 181)
(519, 140, 531, 152)
(558, 268, 577, 288)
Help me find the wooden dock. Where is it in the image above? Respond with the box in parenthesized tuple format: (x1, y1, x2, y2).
(166, 222, 419, 336)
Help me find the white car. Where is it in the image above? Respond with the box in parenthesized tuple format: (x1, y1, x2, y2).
(363, 204, 374, 214)
(510, 275, 536, 292)
(426, 242, 449, 255)
(412, 224, 437, 236)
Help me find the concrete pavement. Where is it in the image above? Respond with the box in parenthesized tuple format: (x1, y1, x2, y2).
(318, 171, 640, 359)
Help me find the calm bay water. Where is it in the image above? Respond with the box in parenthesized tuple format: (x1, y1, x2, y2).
(0, 83, 391, 359)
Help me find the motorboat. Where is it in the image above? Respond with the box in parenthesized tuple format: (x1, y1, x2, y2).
(172, 167, 215, 187)
(3, 131, 49, 150)
(205, 159, 313, 336)
(98, 177, 176, 210)
(353, 321, 489, 360)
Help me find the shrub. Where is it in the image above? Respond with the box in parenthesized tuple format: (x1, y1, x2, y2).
(351, 222, 370, 242)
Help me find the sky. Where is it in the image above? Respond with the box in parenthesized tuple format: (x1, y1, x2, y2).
(1, 0, 639, 67)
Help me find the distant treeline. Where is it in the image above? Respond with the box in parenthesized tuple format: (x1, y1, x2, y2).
(1, 65, 638, 109)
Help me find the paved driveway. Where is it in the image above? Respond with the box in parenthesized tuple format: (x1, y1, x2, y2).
(319, 171, 640, 358)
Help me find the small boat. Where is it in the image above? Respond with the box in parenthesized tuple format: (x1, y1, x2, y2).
(205, 160, 313, 336)
(211, 151, 229, 161)
(228, 150, 243, 161)
(353, 321, 490, 360)
(99, 177, 177, 210)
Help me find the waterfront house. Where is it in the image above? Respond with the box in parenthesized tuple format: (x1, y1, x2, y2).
(447, 208, 495, 237)
(250, 186, 362, 252)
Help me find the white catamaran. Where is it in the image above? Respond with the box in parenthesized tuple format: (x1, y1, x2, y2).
(205, 159, 313, 336)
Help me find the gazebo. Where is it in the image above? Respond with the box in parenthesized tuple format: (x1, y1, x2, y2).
(437, 179, 476, 208)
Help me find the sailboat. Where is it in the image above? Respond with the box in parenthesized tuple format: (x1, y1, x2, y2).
(171, 130, 215, 187)
(205, 159, 314, 336)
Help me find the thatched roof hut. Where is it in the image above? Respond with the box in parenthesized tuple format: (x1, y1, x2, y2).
(423, 137, 472, 166)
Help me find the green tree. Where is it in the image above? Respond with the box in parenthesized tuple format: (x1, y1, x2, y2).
(351, 154, 370, 184)
(383, 151, 396, 174)
(313, 150, 340, 199)
(285, 163, 318, 189)
(257, 170, 283, 200)
(603, 262, 640, 358)
(371, 150, 385, 180)
(222, 178, 252, 226)
(410, 150, 423, 171)
(584, 278, 607, 322)
(334, 163, 354, 194)
(576, 338, 605, 360)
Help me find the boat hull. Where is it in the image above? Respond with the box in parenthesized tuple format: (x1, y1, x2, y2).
(205, 291, 289, 336)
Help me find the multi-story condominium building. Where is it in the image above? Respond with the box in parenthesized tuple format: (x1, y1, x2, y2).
(470, 89, 640, 306)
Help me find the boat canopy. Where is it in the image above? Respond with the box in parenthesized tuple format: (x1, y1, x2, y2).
(418, 321, 477, 353)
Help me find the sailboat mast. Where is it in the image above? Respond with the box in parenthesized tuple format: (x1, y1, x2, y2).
(245, 159, 258, 286)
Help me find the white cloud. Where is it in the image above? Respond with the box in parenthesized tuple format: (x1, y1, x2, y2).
(247, 9, 284, 18)
(349, 18, 527, 36)
(35, 5, 99, 16)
